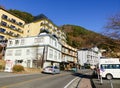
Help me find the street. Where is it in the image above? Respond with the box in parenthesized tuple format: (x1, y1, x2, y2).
(92, 77, 120, 88)
(0, 71, 81, 88)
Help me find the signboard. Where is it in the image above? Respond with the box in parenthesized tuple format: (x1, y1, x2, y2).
(4, 60, 13, 72)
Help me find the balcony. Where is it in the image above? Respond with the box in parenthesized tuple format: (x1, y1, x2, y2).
(1, 15, 24, 28)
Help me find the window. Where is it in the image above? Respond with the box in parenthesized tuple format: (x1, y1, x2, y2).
(101, 64, 120, 69)
(15, 40, 19, 45)
(49, 49, 53, 58)
(116, 64, 120, 69)
(0, 35, 4, 40)
(15, 50, 21, 56)
(1, 21, 7, 26)
(10, 25, 16, 29)
(20, 39, 25, 45)
(2, 14, 8, 19)
(54, 51, 57, 59)
(34, 37, 44, 43)
(55, 40, 57, 47)
(11, 19, 16, 23)
(18, 22, 23, 26)
(8, 40, 13, 46)
(15, 60, 23, 64)
(6, 50, 13, 56)
(27, 30, 29, 33)
(0, 28, 6, 33)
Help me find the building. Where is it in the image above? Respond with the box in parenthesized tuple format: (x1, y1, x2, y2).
(24, 15, 78, 70)
(24, 14, 67, 43)
(4, 33, 62, 72)
(0, 8, 25, 60)
(1, 9, 78, 71)
(61, 42, 78, 70)
(77, 47, 102, 67)
(0, 8, 25, 41)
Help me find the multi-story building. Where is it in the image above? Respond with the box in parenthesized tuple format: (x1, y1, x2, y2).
(61, 42, 78, 70)
(0, 8, 25, 60)
(77, 47, 102, 67)
(1, 8, 78, 71)
(0, 8, 25, 41)
(24, 15, 67, 43)
(24, 15, 78, 70)
(4, 32, 62, 72)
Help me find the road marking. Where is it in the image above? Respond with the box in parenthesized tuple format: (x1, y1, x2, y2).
(1, 73, 70, 88)
(64, 77, 79, 88)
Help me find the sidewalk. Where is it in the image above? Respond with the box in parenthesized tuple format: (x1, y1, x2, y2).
(75, 69, 93, 88)
(78, 78, 92, 88)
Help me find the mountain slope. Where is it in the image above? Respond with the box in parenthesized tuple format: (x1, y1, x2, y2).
(60, 25, 120, 57)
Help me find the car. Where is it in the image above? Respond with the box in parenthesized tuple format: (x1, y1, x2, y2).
(42, 66, 60, 74)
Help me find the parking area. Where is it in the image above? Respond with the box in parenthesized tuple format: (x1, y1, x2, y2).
(92, 78, 120, 88)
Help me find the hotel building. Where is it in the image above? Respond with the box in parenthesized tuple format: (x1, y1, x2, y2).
(0, 8, 25, 41)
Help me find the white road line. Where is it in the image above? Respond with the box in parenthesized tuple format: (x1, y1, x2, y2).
(64, 77, 79, 88)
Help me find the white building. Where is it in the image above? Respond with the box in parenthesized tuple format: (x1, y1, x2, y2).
(77, 47, 102, 67)
(4, 33, 62, 72)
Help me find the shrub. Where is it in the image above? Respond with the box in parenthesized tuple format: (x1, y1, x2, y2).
(0, 65, 5, 70)
(0, 65, 2, 70)
(12, 65, 24, 72)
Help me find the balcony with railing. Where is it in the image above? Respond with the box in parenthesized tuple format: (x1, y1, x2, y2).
(1, 14, 24, 28)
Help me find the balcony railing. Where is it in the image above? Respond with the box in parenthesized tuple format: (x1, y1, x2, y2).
(1, 16, 24, 28)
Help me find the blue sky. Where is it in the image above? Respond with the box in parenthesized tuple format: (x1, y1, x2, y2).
(0, 0, 120, 33)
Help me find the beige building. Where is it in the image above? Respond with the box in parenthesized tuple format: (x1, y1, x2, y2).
(24, 17, 67, 43)
(0, 8, 25, 41)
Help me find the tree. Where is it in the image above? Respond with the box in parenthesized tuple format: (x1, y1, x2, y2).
(105, 13, 120, 40)
(8, 9, 34, 23)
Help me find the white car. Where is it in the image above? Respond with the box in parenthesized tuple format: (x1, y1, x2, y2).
(42, 66, 60, 74)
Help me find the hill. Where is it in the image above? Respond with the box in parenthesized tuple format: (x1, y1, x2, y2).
(60, 25, 120, 57)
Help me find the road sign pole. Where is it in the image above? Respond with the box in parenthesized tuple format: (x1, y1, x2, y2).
(100, 75, 103, 84)
(109, 80, 113, 88)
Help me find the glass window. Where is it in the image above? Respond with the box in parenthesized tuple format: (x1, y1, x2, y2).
(15, 50, 21, 56)
(15, 40, 19, 45)
(21, 39, 25, 45)
(116, 64, 120, 69)
(11, 19, 16, 23)
(18, 22, 23, 26)
(2, 14, 8, 19)
(34, 37, 44, 43)
(8, 40, 13, 46)
(54, 51, 57, 59)
(10, 25, 16, 29)
(49, 48, 53, 58)
(0, 28, 6, 33)
(1, 21, 7, 26)
(6, 50, 13, 56)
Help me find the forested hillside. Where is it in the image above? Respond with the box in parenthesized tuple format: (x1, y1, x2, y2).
(60, 25, 120, 57)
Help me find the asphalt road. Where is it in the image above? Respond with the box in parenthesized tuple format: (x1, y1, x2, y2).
(0, 72, 80, 88)
(92, 78, 120, 88)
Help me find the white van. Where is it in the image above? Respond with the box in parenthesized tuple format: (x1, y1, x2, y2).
(99, 58, 120, 79)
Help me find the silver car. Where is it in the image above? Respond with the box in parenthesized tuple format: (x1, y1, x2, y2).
(42, 66, 60, 74)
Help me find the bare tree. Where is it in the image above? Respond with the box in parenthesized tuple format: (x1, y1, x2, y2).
(105, 13, 120, 39)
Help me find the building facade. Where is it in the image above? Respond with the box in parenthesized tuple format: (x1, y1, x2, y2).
(77, 47, 102, 67)
(0, 8, 25, 41)
(4, 33, 62, 72)
(24, 17, 67, 43)
(1, 8, 78, 71)
(61, 42, 78, 70)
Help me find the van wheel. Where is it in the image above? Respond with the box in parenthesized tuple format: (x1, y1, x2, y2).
(106, 74, 113, 80)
